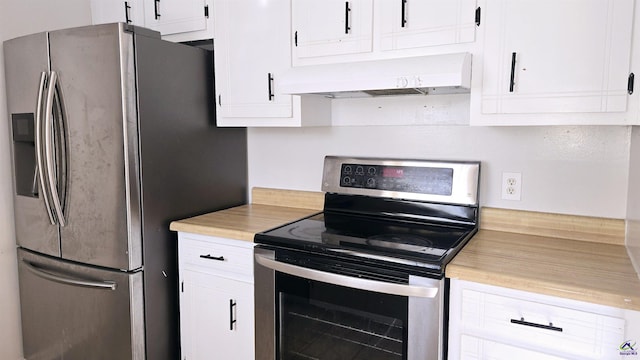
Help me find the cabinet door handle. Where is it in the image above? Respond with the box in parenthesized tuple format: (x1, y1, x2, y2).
(124, 1, 131, 23)
(628, 73, 635, 95)
(154, 0, 161, 19)
(267, 73, 274, 101)
(345, 2, 351, 34)
(401, 0, 408, 28)
(199, 254, 225, 261)
(510, 318, 563, 332)
(229, 299, 237, 330)
(509, 52, 517, 92)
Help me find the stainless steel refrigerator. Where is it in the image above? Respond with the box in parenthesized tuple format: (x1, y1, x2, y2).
(4, 23, 247, 360)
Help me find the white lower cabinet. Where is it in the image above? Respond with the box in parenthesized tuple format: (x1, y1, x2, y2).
(177, 233, 254, 360)
(448, 279, 636, 360)
(460, 335, 566, 360)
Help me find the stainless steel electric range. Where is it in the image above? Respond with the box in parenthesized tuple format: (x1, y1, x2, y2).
(254, 156, 480, 360)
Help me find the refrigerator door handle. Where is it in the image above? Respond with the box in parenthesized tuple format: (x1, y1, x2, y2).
(44, 71, 66, 226)
(22, 259, 117, 290)
(36, 71, 56, 225)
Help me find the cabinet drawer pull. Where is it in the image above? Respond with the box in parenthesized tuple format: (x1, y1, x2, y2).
(229, 299, 237, 330)
(510, 317, 563, 332)
(509, 52, 517, 92)
(200, 254, 225, 261)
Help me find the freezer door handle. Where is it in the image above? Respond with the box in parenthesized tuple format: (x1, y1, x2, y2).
(44, 71, 66, 226)
(22, 259, 117, 290)
(35, 71, 56, 225)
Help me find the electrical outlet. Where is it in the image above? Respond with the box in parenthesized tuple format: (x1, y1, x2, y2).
(501, 172, 522, 201)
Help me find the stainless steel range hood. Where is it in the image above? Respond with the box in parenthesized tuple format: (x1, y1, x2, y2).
(280, 53, 472, 98)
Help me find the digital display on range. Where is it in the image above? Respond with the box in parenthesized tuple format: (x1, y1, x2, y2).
(340, 164, 454, 196)
(382, 167, 404, 178)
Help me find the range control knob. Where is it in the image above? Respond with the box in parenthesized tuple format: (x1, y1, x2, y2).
(366, 178, 376, 187)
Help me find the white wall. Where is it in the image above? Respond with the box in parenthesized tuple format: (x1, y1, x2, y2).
(0, 1, 91, 358)
(247, 96, 631, 219)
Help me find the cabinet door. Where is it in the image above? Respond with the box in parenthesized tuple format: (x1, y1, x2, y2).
(293, 0, 373, 59)
(144, 0, 209, 37)
(90, 0, 145, 25)
(180, 270, 254, 360)
(379, 0, 478, 51)
(481, 0, 634, 115)
(214, 0, 293, 119)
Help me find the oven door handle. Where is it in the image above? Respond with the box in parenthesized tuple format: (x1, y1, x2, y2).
(254, 253, 438, 298)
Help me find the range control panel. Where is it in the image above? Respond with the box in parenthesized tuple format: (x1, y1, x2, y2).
(339, 163, 453, 196)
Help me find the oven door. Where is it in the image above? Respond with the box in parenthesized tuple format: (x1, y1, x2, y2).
(254, 247, 445, 360)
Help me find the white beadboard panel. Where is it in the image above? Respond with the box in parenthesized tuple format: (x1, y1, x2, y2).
(248, 125, 630, 219)
(626, 126, 640, 277)
(0, 2, 93, 359)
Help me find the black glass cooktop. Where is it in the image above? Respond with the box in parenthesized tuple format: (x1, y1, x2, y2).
(255, 211, 476, 272)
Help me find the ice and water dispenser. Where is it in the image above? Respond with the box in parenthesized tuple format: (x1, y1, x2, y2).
(12, 113, 38, 198)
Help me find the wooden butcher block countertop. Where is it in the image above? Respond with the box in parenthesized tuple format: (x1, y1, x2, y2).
(169, 187, 324, 242)
(170, 188, 640, 311)
(446, 207, 640, 311)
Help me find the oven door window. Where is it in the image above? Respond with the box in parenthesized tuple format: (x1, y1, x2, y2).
(277, 272, 408, 360)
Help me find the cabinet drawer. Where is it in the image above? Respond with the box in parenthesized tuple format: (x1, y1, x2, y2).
(178, 234, 254, 282)
(460, 335, 565, 360)
(460, 288, 625, 359)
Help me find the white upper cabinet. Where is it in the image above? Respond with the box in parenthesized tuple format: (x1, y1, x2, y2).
(144, 0, 212, 41)
(292, 0, 478, 65)
(213, 0, 331, 127)
(90, 0, 145, 26)
(293, 0, 374, 60)
(471, 0, 637, 125)
(379, 0, 478, 51)
(91, 0, 213, 41)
